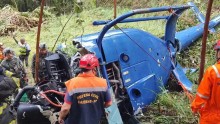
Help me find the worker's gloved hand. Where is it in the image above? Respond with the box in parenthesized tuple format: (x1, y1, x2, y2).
(5, 70, 15, 77)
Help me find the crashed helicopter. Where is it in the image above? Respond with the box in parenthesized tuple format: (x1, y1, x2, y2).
(12, 2, 220, 124)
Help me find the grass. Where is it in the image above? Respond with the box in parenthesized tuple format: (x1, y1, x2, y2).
(0, 1, 220, 123)
(140, 90, 198, 124)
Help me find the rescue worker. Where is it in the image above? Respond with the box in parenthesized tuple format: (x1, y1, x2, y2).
(58, 54, 112, 124)
(13, 36, 31, 67)
(1, 47, 27, 88)
(0, 65, 20, 124)
(191, 40, 220, 123)
(0, 43, 4, 62)
(31, 43, 53, 83)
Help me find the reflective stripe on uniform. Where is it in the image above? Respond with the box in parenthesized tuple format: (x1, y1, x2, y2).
(5, 71, 20, 87)
(212, 65, 220, 78)
(19, 47, 26, 55)
(69, 87, 107, 96)
(0, 103, 7, 115)
(5, 70, 13, 77)
(197, 92, 209, 99)
(9, 120, 16, 124)
(0, 103, 16, 124)
(12, 77, 20, 88)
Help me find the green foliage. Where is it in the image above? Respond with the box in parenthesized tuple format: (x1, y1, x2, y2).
(74, 2, 83, 14)
(31, 6, 55, 18)
(61, 43, 77, 57)
(76, 18, 84, 26)
(177, 10, 198, 31)
(140, 90, 198, 124)
(83, 0, 97, 9)
(0, 20, 6, 31)
(49, 0, 74, 15)
(0, 0, 75, 14)
(0, 0, 14, 8)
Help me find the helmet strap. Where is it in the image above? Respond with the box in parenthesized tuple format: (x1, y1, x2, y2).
(92, 68, 97, 76)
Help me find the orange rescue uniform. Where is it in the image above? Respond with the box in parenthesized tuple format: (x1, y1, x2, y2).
(191, 62, 220, 124)
(64, 73, 112, 124)
(0, 49, 4, 61)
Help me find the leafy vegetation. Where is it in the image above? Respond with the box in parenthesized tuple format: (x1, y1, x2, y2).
(0, 0, 220, 123)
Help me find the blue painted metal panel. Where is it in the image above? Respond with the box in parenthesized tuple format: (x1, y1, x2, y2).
(176, 16, 220, 51)
(121, 61, 153, 87)
(172, 63, 193, 91)
(126, 74, 158, 112)
(109, 29, 172, 84)
(101, 33, 121, 63)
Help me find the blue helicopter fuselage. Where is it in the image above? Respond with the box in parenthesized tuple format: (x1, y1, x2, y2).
(73, 3, 220, 123)
(74, 28, 172, 111)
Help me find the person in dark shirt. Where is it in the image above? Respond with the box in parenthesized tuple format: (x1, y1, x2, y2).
(0, 65, 20, 124)
(59, 54, 112, 124)
(31, 43, 53, 83)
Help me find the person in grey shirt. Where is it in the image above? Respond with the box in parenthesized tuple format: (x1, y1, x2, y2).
(1, 48, 27, 87)
(13, 36, 31, 67)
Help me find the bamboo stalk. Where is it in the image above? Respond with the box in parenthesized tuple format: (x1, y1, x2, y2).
(198, 0, 214, 84)
(35, 0, 45, 83)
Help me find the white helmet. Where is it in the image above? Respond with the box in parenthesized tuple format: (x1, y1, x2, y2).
(39, 43, 47, 49)
(3, 47, 14, 56)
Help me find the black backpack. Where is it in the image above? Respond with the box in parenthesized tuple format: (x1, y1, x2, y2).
(0, 76, 18, 103)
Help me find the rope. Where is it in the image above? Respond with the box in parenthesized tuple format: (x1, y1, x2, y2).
(116, 25, 195, 102)
(178, 81, 194, 102)
(39, 90, 65, 108)
(168, 8, 180, 16)
(43, 90, 65, 96)
(51, 12, 74, 51)
(117, 26, 169, 72)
